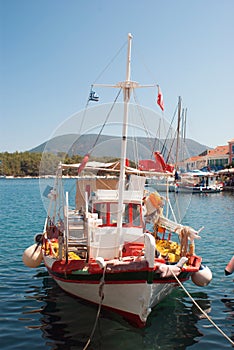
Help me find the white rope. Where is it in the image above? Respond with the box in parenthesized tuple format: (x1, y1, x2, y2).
(171, 270, 234, 346)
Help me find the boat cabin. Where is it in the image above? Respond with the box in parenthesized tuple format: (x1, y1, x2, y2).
(86, 176, 146, 259)
(92, 190, 144, 228)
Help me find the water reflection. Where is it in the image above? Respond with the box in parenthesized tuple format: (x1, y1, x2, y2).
(144, 290, 211, 350)
(21, 269, 214, 350)
(221, 295, 234, 342)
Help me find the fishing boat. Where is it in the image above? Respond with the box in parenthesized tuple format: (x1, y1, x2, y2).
(23, 34, 212, 327)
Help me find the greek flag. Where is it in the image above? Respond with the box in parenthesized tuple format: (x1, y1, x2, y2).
(89, 90, 99, 102)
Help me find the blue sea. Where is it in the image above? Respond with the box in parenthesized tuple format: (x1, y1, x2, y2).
(0, 178, 233, 350)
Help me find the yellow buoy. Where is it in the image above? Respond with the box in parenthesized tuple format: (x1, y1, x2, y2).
(22, 243, 43, 268)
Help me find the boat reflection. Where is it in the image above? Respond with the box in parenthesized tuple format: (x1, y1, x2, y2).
(21, 269, 213, 350)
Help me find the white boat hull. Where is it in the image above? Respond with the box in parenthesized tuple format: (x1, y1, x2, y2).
(44, 255, 179, 326)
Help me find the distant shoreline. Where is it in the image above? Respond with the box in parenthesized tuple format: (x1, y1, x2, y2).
(1, 175, 83, 179)
(1, 175, 234, 192)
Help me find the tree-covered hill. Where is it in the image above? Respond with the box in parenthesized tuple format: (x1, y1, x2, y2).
(0, 152, 84, 177)
(0, 151, 119, 177)
(30, 133, 210, 160)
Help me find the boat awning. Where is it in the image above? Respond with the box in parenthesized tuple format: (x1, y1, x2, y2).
(60, 162, 173, 177)
(183, 170, 215, 177)
(61, 161, 118, 169)
(216, 168, 234, 174)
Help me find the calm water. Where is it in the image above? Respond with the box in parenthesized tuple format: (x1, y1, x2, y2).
(0, 178, 233, 350)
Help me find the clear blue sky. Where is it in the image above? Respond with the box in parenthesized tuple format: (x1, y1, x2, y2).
(1, 0, 233, 152)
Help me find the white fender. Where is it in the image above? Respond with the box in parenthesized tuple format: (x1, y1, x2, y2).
(22, 243, 43, 268)
(191, 265, 212, 286)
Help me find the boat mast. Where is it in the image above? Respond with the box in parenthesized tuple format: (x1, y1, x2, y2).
(117, 33, 133, 257)
(93, 34, 155, 257)
(119, 32, 132, 188)
(175, 96, 182, 172)
(182, 107, 187, 167)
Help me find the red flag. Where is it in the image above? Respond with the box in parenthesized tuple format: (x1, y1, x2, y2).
(157, 85, 164, 111)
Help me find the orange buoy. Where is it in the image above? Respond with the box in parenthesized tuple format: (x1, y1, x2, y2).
(224, 256, 234, 276)
(145, 192, 163, 216)
(149, 192, 163, 209)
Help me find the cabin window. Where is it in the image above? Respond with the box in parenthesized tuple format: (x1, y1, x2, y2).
(109, 203, 118, 224)
(94, 203, 107, 224)
(123, 203, 141, 226)
(93, 203, 118, 225)
(93, 202, 142, 227)
(132, 204, 141, 226)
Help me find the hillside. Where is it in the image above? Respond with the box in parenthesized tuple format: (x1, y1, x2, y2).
(30, 133, 210, 161)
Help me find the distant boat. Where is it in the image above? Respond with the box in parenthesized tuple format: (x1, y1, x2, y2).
(23, 34, 212, 327)
(177, 170, 223, 193)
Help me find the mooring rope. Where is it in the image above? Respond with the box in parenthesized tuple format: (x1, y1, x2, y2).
(83, 265, 107, 350)
(171, 270, 234, 346)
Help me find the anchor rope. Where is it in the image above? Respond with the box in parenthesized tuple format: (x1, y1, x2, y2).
(83, 265, 107, 350)
(171, 270, 234, 346)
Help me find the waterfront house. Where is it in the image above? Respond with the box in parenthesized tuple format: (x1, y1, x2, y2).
(228, 139, 234, 164)
(182, 145, 229, 171)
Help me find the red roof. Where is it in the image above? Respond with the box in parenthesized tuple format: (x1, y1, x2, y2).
(208, 145, 229, 156)
(185, 155, 202, 162)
